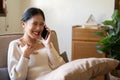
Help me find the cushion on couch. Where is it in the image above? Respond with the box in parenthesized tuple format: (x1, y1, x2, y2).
(0, 34, 23, 68)
(64, 58, 119, 80)
(43, 58, 119, 80)
(60, 51, 69, 63)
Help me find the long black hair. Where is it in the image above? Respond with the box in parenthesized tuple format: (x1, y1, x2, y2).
(21, 7, 45, 22)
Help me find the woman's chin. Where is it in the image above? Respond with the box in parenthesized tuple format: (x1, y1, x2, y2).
(32, 35, 40, 39)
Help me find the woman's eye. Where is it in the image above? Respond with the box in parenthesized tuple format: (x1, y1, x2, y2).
(33, 22, 37, 26)
(32, 22, 45, 27)
(39, 23, 45, 27)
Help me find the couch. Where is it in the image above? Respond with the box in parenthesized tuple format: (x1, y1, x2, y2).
(0, 30, 68, 80)
(1, 30, 119, 80)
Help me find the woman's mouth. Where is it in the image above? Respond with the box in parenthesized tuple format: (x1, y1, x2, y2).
(33, 31, 40, 37)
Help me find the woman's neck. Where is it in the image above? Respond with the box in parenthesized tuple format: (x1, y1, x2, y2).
(22, 34, 37, 45)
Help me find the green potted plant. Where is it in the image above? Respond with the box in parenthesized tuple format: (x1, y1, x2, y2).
(96, 9, 120, 61)
(95, 8, 120, 79)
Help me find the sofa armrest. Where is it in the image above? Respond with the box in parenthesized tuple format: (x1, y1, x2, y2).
(0, 68, 10, 80)
(60, 51, 69, 63)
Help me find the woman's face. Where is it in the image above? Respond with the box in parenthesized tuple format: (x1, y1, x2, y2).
(22, 14, 45, 39)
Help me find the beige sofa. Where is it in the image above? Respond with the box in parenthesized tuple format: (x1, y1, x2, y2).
(0, 30, 68, 80)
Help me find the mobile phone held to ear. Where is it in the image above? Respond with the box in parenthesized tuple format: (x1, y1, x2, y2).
(41, 27, 49, 40)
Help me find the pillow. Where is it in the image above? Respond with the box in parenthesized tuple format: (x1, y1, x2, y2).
(60, 51, 69, 63)
(42, 58, 119, 80)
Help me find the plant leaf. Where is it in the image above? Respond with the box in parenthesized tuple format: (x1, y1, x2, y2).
(94, 31, 105, 37)
(103, 20, 114, 26)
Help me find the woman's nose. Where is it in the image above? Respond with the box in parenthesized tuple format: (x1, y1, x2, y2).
(36, 25, 42, 30)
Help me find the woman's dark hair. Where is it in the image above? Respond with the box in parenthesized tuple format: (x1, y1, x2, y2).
(21, 7, 45, 22)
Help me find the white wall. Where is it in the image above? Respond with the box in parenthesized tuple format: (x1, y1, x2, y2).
(30, 0, 114, 60)
(0, 17, 6, 33)
(21, 0, 31, 14)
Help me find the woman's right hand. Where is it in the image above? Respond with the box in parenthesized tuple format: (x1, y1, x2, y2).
(20, 44, 33, 59)
(41, 26, 51, 48)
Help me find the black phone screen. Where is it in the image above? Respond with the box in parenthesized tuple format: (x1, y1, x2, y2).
(41, 27, 49, 39)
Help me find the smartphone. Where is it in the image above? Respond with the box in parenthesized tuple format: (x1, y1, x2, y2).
(41, 27, 49, 40)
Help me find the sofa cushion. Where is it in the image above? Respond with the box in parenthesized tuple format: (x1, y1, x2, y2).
(0, 34, 23, 68)
(42, 58, 119, 80)
(50, 30, 60, 53)
(60, 51, 69, 63)
(0, 68, 10, 80)
(63, 58, 119, 80)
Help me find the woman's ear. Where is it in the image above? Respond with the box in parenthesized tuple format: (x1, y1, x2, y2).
(21, 21, 26, 28)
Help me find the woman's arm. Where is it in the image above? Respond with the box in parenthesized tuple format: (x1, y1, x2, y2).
(8, 41, 29, 80)
(46, 42, 65, 69)
(40, 28, 65, 69)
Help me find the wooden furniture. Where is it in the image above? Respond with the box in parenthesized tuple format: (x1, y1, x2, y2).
(72, 26, 105, 80)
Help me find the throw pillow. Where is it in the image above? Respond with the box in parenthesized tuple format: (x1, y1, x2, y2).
(43, 58, 119, 80)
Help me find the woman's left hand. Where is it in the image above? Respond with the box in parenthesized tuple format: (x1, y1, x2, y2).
(41, 26, 51, 48)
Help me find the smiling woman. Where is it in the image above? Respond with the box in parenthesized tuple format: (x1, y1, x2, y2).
(0, 0, 6, 16)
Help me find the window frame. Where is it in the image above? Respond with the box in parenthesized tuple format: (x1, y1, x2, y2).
(0, 0, 6, 16)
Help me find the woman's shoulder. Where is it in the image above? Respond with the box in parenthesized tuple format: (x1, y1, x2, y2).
(9, 39, 20, 46)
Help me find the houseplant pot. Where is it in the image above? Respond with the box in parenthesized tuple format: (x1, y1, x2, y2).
(95, 8, 120, 80)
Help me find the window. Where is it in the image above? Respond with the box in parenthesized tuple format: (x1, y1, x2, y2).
(0, 0, 6, 16)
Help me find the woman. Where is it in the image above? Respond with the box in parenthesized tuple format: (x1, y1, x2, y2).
(8, 7, 65, 80)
